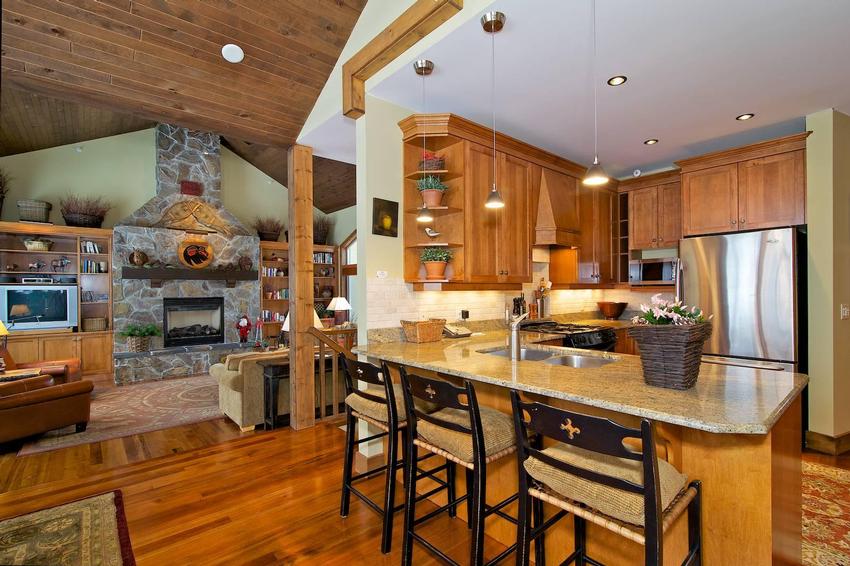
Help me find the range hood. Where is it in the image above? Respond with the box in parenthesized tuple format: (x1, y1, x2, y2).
(535, 169, 581, 247)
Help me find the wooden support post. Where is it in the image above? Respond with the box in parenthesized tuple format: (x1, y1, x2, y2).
(288, 144, 316, 430)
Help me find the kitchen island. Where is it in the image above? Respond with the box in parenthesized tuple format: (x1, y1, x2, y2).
(358, 331, 807, 565)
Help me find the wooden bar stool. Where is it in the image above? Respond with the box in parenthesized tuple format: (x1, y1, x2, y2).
(399, 367, 520, 566)
(339, 356, 452, 554)
(510, 390, 702, 566)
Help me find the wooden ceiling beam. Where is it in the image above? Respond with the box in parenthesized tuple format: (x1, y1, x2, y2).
(342, 0, 462, 119)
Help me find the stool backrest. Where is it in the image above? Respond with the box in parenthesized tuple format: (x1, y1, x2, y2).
(340, 355, 399, 425)
(510, 391, 662, 538)
(399, 367, 486, 465)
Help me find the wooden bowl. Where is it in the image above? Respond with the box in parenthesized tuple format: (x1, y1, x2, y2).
(597, 301, 628, 320)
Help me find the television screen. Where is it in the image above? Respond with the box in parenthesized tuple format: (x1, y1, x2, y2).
(7, 289, 70, 324)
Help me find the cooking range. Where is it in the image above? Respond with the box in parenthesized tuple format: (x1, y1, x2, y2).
(519, 320, 617, 351)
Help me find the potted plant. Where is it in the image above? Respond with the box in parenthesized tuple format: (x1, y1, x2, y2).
(628, 294, 712, 390)
(420, 247, 453, 280)
(419, 149, 445, 171)
(252, 216, 284, 241)
(60, 195, 112, 228)
(417, 175, 449, 208)
(119, 323, 162, 352)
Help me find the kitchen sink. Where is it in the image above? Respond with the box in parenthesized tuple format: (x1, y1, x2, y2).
(478, 347, 555, 361)
(544, 354, 615, 369)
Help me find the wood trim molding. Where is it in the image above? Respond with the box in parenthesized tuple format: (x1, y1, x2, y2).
(805, 429, 850, 455)
(342, 0, 463, 118)
(617, 169, 681, 193)
(398, 113, 588, 178)
(675, 132, 811, 172)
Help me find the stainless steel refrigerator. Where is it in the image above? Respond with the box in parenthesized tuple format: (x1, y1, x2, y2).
(677, 228, 804, 372)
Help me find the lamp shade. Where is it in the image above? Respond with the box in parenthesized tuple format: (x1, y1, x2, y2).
(282, 310, 323, 332)
(9, 304, 31, 318)
(0, 321, 8, 336)
(328, 297, 351, 311)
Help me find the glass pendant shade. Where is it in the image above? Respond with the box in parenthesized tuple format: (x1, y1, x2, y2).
(484, 185, 505, 209)
(582, 156, 610, 186)
(416, 205, 434, 223)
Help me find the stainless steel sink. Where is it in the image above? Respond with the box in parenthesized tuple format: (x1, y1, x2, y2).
(479, 347, 555, 361)
(544, 354, 615, 369)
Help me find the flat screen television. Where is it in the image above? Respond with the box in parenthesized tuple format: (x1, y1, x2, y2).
(0, 285, 79, 331)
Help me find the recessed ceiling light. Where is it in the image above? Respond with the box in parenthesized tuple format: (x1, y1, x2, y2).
(221, 44, 244, 64)
(643, 138, 659, 145)
(607, 75, 627, 86)
(736, 113, 755, 121)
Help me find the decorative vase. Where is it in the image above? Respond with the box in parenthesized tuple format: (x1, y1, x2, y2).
(257, 230, 280, 242)
(126, 336, 152, 353)
(423, 260, 448, 280)
(63, 212, 104, 228)
(420, 189, 444, 208)
(628, 323, 713, 390)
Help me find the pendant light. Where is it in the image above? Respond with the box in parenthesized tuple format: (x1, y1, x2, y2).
(413, 59, 436, 222)
(482, 11, 506, 209)
(583, 0, 610, 187)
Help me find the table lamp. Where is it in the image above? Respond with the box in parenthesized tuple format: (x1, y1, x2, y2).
(0, 321, 8, 373)
(282, 310, 323, 332)
(327, 296, 352, 325)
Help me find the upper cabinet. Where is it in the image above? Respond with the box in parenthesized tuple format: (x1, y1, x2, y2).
(620, 171, 682, 249)
(576, 185, 616, 285)
(677, 132, 809, 237)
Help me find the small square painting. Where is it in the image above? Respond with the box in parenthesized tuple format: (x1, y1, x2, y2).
(372, 198, 399, 237)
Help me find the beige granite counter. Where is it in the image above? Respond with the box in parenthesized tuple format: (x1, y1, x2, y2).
(357, 331, 808, 435)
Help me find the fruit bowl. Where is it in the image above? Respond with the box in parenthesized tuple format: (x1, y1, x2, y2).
(597, 301, 628, 320)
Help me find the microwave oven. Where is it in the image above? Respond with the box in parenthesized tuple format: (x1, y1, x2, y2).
(629, 258, 678, 286)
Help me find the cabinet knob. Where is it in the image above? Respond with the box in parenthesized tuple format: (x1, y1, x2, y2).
(740, 218, 746, 224)
(731, 219, 737, 225)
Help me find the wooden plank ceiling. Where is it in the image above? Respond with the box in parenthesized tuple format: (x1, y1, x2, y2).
(0, 0, 366, 147)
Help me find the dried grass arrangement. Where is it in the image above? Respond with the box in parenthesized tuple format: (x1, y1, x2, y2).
(60, 195, 112, 228)
(253, 216, 285, 241)
(0, 168, 11, 217)
(314, 215, 334, 245)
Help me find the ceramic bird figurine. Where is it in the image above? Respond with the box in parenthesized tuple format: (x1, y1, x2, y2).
(424, 227, 441, 238)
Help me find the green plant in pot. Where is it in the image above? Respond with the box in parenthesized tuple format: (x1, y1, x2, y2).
(420, 246, 453, 280)
(416, 175, 448, 208)
(119, 323, 162, 353)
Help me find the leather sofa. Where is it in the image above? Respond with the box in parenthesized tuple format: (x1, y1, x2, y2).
(0, 348, 82, 384)
(0, 375, 94, 444)
(211, 349, 291, 431)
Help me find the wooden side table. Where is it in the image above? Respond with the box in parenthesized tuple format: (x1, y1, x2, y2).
(0, 368, 43, 383)
(259, 361, 290, 430)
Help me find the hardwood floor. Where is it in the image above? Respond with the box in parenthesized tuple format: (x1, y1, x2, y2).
(0, 420, 506, 565)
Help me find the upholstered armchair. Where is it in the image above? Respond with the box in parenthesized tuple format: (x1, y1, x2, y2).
(0, 375, 93, 443)
(0, 348, 82, 384)
(211, 349, 290, 431)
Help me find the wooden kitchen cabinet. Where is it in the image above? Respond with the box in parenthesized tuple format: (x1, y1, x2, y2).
(613, 328, 639, 355)
(463, 142, 501, 283)
(657, 182, 682, 246)
(677, 133, 809, 237)
(576, 185, 616, 284)
(625, 175, 682, 249)
(628, 187, 658, 249)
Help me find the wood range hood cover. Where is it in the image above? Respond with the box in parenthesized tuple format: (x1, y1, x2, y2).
(534, 169, 581, 247)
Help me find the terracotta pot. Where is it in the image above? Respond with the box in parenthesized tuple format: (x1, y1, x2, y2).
(423, 260, 448, 280)
(420, 189, 444, 208)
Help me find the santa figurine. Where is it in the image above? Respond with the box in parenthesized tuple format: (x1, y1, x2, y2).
(235, 315, 252, 343)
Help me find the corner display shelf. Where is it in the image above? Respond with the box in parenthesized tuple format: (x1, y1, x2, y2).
(258, 241, 340, 340)
(0, 220, 114, 376)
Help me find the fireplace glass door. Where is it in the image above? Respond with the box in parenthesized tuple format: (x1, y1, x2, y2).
(163, 297, 225, 347)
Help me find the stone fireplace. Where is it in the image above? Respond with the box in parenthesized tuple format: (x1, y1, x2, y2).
(112, 124, 260, 384)
(163, 297, 225, 348)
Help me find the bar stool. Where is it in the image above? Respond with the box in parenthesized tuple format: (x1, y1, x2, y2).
(339, 356, 452, 554)
(510, 390, 702, 566)
(399, 367, 519, 566)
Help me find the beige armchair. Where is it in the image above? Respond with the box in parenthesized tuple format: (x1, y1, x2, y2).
(211, 349, 290, 431)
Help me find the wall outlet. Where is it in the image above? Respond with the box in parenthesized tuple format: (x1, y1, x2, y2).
(460, 309, 470, 321)
(841, 304, 850, 320)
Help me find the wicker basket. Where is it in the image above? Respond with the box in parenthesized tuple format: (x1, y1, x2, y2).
(628, 323, 712, 390)
(23, 238, 53, 251)
(401, 318, 446, 343)
(419, 157, 445, 171)
(126, 335, 152, 353)
(82, 317, 108, 332)
(63, 212, 104, 228)
(17, 200, 52, 223)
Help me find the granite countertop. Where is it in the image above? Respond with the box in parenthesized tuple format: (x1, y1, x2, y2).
(356, 331, 808, 435)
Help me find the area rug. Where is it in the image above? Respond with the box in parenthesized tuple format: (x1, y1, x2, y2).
(803, 461, 850, 565)
(0, 490, 135, 565)
(19, 374, 222, 456)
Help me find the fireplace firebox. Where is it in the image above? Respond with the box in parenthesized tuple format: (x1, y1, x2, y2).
(163, 297, 225, 348)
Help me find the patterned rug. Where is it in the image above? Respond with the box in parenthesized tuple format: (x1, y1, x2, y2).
(804, 461, 850, 565)
(0, 490, 135, 565)
(19, 374, 222, 455)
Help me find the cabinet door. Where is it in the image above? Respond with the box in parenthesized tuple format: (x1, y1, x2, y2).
(80, 333, 112, 375)
(657, 181, 682, 247)
(576, 184, 598, 283)
(596, 189, 615, 283)
(682, 164, 738, 236)
(628, 187, 659, 249)
(738, 150, 805, 230)
(498, 153, 534, 283)
(40, 335, 80, 361)
(464, 143, 501, 282)
(6, 338, 40, 364)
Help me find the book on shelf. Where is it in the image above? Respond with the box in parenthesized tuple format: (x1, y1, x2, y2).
(80, 241, 102, 254)
(262, 266, 288, 277)
(312, 252, 334, 264)
(261, 310, 288, 322)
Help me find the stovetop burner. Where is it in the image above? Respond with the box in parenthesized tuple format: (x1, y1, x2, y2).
(519, 319, 617, 351)
(520, 320, 607, 334)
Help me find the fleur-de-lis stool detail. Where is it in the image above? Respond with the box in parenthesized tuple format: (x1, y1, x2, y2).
(560, 418, 581, 440)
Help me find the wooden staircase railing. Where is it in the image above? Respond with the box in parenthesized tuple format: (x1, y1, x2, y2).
(306, 327, 357, 422)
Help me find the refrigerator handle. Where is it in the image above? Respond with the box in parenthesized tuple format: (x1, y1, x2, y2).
(675, 258, 683, 303)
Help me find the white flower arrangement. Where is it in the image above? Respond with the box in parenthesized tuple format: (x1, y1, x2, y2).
(631, 294, 710, 326)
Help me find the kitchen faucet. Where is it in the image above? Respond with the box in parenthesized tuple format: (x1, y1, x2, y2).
(509, 312, 529, 360)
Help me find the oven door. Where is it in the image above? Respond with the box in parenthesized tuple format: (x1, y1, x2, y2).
(629, 258, 677, 286)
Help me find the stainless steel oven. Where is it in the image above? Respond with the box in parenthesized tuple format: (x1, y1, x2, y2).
(628, 258, 677, 286)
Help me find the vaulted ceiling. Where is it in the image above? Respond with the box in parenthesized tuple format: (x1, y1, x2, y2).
(1, 0, 366, 147)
